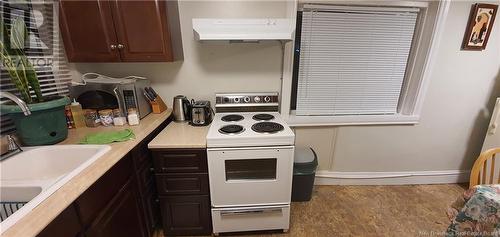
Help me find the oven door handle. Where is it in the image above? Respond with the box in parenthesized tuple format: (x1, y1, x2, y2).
(220, 208, 282, 216)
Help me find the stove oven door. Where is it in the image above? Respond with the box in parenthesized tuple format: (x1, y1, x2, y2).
(207, 146, 294, 207)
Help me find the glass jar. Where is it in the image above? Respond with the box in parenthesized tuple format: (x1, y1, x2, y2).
(127, 108, 140, 126)
(99, 109, 114, 126)
(84, 109, 100, 127)
(112, 109, 126, 126)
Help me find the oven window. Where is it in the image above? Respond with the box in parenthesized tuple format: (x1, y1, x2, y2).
(225, 159, 277, 181)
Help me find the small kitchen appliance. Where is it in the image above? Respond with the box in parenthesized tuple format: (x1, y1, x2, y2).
(70, 73, 152, 119)
(172, 95, 191, 122)
(190, 100, 213, 126)
(206, 92, 294, 235)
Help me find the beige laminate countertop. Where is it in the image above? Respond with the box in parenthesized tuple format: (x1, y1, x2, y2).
(148, 121, 209, 149)
(1, 109, 172, 237)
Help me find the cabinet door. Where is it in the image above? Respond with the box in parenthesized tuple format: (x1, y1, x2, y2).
(143, 183, 160, 234)
(59, 0, 120, 62)
(110, 0, 173, 62)
(160, 195, 212, 236)
(37, 205, 82, 237)
(86, 179, 147, 237)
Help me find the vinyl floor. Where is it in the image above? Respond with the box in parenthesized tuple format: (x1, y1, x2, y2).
(156, 184, 467, 237)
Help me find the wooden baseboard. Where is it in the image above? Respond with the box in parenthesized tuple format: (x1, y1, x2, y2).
(314, 170, 470, 185)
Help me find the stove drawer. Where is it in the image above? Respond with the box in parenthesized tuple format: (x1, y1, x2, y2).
(153, 149, 207, 173)
(211, 205, 290, 234)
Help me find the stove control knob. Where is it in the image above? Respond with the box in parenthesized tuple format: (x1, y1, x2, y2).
(234, 97, 240, 103)
(254, 96, 261, 103)
(244, 96, 250, 103)
(264, 96, 271, 102)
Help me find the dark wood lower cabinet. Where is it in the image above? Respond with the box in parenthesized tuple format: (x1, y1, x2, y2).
(143, 183, 161, 232)
(152, 148, 212, 236)
(37, 205, 82, 237)
(37, 118, 171, 237)
(160, 195, 211, 236)
(86, 179, 146, 237)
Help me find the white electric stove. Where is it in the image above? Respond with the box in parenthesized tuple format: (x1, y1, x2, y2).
(206, 92, 295, 235)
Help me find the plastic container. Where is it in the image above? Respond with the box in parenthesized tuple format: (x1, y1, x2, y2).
(70, 99, 86, 128)
(291, 147, 318, 202)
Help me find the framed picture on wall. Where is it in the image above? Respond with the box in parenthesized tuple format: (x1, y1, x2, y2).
(462, 3, 498, 50)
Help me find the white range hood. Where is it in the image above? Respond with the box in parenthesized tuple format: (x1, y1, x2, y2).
(192, 18, 294, 41)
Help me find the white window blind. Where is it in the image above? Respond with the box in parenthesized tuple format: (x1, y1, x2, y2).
(1, 1, 72, 134)
(296, 5, 419, 116)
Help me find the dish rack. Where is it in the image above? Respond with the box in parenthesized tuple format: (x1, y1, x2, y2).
(0, 201, 27, 221)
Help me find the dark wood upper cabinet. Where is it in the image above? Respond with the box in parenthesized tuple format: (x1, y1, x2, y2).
(59, 0, 182, 62)
(111, 0, 173, 62)
(59, 0, 120, 62)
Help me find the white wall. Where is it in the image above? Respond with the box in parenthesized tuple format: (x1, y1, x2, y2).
(68, 1, 500, 179)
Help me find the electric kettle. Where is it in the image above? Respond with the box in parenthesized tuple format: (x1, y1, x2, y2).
(172, 95, 191, 122)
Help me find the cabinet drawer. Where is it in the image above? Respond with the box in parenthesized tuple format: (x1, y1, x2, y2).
(156, 173, 209, 196)
(153, 149, 207, 173)
(212, 205, 290, 234)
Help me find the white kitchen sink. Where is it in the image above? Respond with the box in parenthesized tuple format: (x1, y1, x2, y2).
(0, 186, 42, 202)
(0, 145, 111, 233)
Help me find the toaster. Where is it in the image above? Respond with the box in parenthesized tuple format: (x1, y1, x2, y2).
(190, 100, 213, 126)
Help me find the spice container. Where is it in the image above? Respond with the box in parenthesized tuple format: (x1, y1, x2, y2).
(127, 108, 140, 126)
(65, 105, 75, 129)
(99, 109, 114, 126)
(112, 109, 126, 126)
(84, 109, 100, 127)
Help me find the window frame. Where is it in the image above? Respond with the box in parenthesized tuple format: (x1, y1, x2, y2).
(279, 1, 450, 127)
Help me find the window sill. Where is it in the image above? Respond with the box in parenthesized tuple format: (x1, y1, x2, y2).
(285, 113, 420, 127)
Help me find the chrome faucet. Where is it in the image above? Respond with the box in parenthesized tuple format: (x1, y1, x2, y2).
(1, 135, 23, 161)
(0, 91, 31, 116)
(0, 91, 30, 161)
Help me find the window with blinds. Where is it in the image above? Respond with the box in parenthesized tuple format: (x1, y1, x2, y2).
(294, 5, 419, 116)
(1, 1, 72, 134)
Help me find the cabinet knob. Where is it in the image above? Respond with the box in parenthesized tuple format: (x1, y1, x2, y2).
(149, 167, 155, 172)
(117, 44, 124, 49)
(110, 44, 117, 50)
